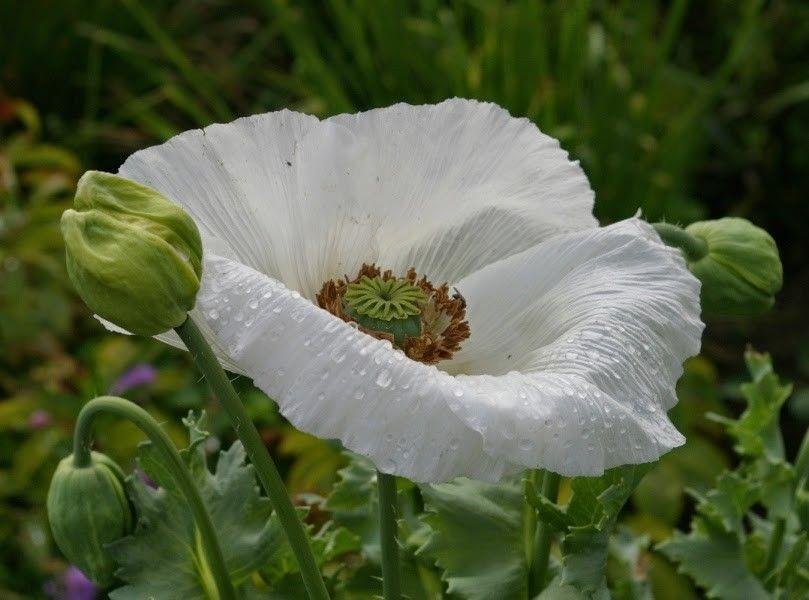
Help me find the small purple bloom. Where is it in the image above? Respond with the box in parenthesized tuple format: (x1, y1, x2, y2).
(109, 363, 157, 395)
(43, 565, 98, 600)
(28, 409, 52, 430)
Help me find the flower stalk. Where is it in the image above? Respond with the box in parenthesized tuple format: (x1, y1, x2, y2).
(377, 471, 402, 600)
(652, 222, 708, 262)
(175, 317, 330, 600)
(72, 396, 235, 600)
(529, 470, 561, 593)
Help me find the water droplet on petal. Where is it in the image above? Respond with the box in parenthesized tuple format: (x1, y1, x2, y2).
(376, 369, 392, 388)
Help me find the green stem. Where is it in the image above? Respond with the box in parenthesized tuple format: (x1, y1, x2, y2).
(175, 317, 329, 600)
(652, 222, 709, 262)
(530, 471, 561, 594)
(794, 425, 809, 488)
(764, 517, 786, 578)
(377, 471, 401, 600)
(72, 396, 236, 600)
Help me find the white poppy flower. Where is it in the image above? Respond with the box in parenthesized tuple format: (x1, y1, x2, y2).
(102, 99, 703, 483)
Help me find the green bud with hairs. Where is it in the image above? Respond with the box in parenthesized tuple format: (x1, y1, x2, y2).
(46, 451, 133, 586)
(61, 171, 202, 335)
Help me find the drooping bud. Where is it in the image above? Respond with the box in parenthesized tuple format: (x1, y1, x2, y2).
(47, 452, 133, 586)
(62, 171, 202, 335)
(654, 218, 782, 316)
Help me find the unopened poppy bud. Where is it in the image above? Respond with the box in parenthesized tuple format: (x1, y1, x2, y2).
(46, 452, 133, 586)
(655, 218, 782, 316)
(62, 171, 202, 335)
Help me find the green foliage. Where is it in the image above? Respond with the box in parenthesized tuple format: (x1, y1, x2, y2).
(532, 465, 653, 599)
(107, 412, 277, 598)
(419, 478, 528, 600)
(659, 350, 809, 599)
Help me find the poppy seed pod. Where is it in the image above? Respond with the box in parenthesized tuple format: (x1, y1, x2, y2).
(62, 171, 202, 335)
(684, 217, 782, 317)
(46, 452, 134, 587)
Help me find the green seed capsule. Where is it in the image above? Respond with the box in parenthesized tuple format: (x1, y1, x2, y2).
(47, 452, 133, 587)
(62, 171, 202, 335)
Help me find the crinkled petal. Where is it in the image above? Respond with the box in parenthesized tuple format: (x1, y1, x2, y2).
(119, 109, 319, 278)
(297, 99, 596, 293)
(186, 218, 701, 481)
(442, 218, 703, 474)
(194, 255, 519, 483)
(118, 100, 595, 300)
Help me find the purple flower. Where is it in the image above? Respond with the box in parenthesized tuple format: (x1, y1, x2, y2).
(43, 566, 98, 600)
(109, 363, 157, 395)
(28, 409, 52, 430)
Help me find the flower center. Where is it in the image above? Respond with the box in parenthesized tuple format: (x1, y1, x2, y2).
(317, 264, 470, 364)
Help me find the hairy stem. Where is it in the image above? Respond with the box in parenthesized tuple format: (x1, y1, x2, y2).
(377, 471, 401, 600)
(72, 396, 236, 600)
(175, 317, 329, 600)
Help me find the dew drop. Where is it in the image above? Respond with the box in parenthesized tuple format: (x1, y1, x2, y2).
(518, 438, 534, 451)
(449, 438, 460, 450)
(248, 299, 259, 309)
(208, 309, 219, 320)
(353, 388, 365, 400)
(376, 369, 392, 388)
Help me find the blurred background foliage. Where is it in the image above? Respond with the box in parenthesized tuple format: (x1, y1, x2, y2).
(0, 0, 807, 597)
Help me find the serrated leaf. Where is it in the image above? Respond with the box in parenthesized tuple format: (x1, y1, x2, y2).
(261, 501, 361, 588)
(417, 478, 528, 600)
(607, 528, 653, 600)
(555, 464, 652, 594)
(324, 453, 444, 600)
(726, 350, 792, 461)
(325, 453, 380, 562)
(691, 471, 757, 534)
(658, 518, 769, 600)
(107, 413, 276, 599)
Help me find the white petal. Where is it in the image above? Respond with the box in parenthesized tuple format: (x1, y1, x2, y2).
(299, 99, 597, 288)
(95, 313, 248, 376)
(442, 218, 703, 474)
(118, 100, 595, 300)
(194, 255, 524, 482)
(118, 109, 320, 278)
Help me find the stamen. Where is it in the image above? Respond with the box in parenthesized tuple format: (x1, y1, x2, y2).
(316, 264, 470, 364)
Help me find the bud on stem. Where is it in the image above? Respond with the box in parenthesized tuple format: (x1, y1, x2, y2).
(49, 396, 236, 599)
(62, 171, 203, 335)
(653, 218, 782, 316)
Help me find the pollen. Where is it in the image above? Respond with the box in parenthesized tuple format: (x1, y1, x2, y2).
(316, 264, 470, 364)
